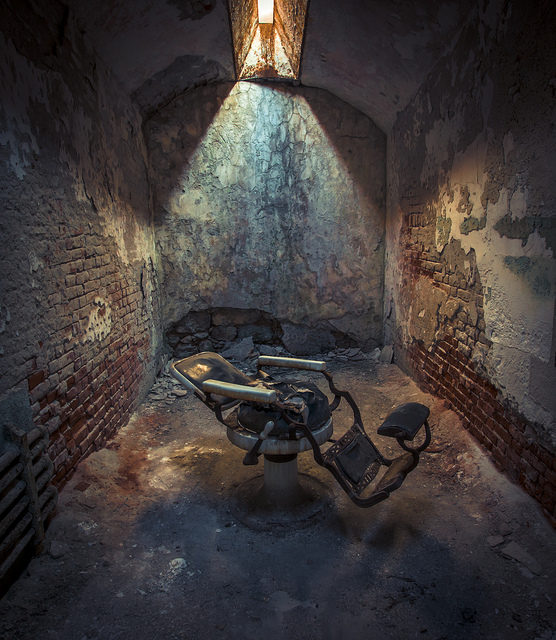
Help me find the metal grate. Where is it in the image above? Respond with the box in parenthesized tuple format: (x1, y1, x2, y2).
(0, 426, 57, 589)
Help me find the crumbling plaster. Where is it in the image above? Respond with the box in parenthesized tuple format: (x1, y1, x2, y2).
(386, 1, 556, 440)
(146, 81, 386, 349)
(0, 1, 161, 414)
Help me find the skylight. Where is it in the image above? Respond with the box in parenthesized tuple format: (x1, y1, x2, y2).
(258, 0, 274, 24)
(228, 0, 308, 81)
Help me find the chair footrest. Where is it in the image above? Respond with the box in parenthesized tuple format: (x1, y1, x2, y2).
(376, 453, 416, 493)
(322, 426, 383, 495)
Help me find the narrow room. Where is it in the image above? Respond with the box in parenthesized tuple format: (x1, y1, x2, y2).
(0, 1, 554, 638)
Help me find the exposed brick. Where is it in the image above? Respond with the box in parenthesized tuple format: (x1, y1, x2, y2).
(456, 288, 471, 302)
(28, 369, 46, 391)
(65, 236, 84, 250)
(53, 450, 69, 471)
(48, 351, 75, 375)
(48, 292, 63, 306)
(401, 305, 555, 521)
(3, 232, 149, 515)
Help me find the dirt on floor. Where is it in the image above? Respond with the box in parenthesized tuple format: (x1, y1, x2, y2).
(0, 358, 554, 640)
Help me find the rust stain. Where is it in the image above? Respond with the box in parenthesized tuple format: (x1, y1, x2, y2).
(112, 413, 159, 495)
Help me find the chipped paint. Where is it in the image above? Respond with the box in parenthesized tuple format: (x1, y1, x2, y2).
(460, 215, 486, 235)
(387, 1, 556, 437)
(147, 81, 386, 348)
(83, 298, 112, 343)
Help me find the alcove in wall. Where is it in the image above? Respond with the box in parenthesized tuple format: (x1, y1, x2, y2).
(145, 81, 386, 356)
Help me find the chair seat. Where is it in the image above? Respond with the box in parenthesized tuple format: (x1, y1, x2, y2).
(377, 402, 430, 440)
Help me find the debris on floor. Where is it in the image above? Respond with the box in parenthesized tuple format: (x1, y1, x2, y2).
(1, 360, 554, 640)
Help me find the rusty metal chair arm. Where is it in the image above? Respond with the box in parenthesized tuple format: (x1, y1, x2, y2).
(257, 355, 327, 372)
(201, 380, 277, 404)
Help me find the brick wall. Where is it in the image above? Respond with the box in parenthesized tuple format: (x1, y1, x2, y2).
(397, 212, 556, 526)
(1, 2, 161, 587)
(386, 1, 556, 527)
(23, 227, 153, 487)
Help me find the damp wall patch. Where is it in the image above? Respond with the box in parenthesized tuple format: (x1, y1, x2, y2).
(146, 81, 386, 350)
(385, 0, 556, 521)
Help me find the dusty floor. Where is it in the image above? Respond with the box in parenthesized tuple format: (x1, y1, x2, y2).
(1, 358, 555, 640)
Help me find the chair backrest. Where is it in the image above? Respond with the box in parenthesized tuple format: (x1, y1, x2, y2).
(171, 352, 255, 407)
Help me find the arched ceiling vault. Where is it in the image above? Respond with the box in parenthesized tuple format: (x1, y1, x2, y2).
(69, 0, 475, 132)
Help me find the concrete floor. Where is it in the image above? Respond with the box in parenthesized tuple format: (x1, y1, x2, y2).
(1, 359, 554, 640)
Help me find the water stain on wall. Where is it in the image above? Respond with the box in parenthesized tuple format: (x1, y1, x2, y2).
(146, 81, 386, 349)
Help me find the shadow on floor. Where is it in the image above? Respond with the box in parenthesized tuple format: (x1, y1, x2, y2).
(1, 361, 554, 640)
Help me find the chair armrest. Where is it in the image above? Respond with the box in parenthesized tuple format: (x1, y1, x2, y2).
(202, 380, 277, 404)
(257, 355, 326, 372)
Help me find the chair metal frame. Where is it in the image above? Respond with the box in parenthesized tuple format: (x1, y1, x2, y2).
(171, 352, 431, 508)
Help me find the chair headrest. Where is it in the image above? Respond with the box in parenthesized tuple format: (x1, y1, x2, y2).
(172, 352, 254, 405)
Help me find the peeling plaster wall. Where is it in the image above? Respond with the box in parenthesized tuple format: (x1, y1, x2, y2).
(0, 1, 161, 485)
(146, 81, 386, 349)
(386, 0, 556, 518)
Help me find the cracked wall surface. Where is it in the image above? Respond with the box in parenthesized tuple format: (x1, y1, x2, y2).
(0, 0, 162, 489)
(146, 81, 386, 349)
(386, 0, 556, 520)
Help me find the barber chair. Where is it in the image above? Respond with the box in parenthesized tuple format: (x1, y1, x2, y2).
(170, 352, 431, 508)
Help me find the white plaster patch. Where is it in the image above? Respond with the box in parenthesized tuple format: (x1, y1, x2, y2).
(485, 342, 529, 409)
(509, 188, 527, 219)
(83, 297, 112, 343)
(444, 186, 554, 364)
(430, 129, 555, 430)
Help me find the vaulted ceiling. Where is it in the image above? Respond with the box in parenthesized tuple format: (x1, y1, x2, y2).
(69, 0, 474, 131)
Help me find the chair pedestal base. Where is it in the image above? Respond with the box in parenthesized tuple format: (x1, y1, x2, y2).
(225, 421, 334, 528)
(263, 455, 299, 503)
(230, 469, 331, 531)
